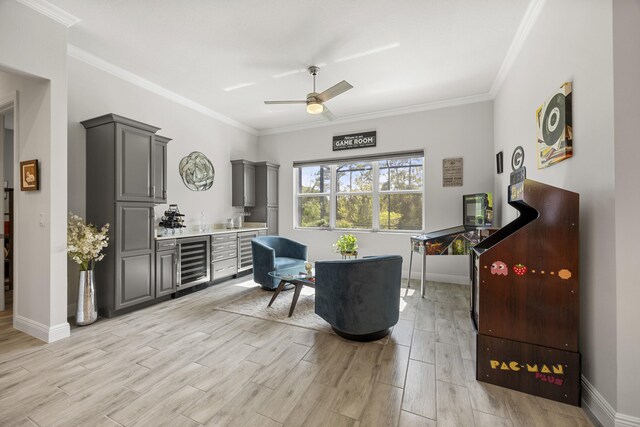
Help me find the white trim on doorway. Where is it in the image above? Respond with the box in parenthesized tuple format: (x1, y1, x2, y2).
(0, 91, 18, 328)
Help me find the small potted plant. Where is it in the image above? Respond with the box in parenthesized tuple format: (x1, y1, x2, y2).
(333, 234, 358, 259)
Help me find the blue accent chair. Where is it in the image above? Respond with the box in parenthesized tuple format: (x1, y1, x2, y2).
(315, 255, 403, 341)
(251, 236, 308, 290)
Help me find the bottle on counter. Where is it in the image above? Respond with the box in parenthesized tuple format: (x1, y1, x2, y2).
(200, 211, 207, 232)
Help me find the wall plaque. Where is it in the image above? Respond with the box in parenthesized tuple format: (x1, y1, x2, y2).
(332, 131, 376, 151)
(443, 157, 463, 187)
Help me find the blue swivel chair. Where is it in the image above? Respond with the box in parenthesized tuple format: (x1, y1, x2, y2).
(251, 236, 308, 290)
(314, 255, 403, 341)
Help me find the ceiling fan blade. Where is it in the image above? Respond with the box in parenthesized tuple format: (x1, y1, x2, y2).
(264, 100, 307, 104)
(316, 80, 353, 102)
(321, 106, 336, 121)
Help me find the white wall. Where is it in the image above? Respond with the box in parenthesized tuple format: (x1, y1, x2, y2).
(0, 1, 69, 342)
(492, 0, 617, 420)
(67, 57, 259, 313)
(258, 101, 494, 282)
(613, 0, 640, 420)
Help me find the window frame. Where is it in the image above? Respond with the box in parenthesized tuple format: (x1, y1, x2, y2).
(294, 154, 425, 233)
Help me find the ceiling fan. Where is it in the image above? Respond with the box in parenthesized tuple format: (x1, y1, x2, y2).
(264, 66, 353, 121)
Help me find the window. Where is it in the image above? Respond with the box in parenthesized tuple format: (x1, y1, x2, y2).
(297, 166, 330, 228)
(294, 153, 424, 232)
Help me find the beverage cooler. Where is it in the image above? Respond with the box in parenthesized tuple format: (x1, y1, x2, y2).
(471, 178, 581, 406)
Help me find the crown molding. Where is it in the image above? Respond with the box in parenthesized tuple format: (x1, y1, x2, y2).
(257, 93, 493, 136)
(67, 44, 258, 136)
(490, 0, 547, 97)
(16, 0, 81, 28)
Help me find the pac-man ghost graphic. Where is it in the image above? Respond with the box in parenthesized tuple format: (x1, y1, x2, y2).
(490, 261, 508, 276)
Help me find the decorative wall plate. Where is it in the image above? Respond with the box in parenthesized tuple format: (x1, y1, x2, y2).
(179, 151, 214, 191)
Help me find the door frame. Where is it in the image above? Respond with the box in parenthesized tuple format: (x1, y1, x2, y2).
(0, 91, 18, 317)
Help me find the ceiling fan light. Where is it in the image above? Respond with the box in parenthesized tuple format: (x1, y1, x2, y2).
(306, 102, 324, 115)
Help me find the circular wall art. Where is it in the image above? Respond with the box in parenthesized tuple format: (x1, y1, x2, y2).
(179, 151, 214, 191)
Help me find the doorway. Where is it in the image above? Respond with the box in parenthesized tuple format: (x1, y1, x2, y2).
(0, 105, 14, 322)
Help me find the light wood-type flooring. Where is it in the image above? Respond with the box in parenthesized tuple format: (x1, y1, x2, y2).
(0, 278, 595, 426)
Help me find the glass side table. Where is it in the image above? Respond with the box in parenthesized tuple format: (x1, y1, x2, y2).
(268, 265, 315, 317)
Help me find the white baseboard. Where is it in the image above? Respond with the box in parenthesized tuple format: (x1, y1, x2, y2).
(581, 376, 640, 427)
(14, 315, 70, 343)
(617, 414, 640, 427)
(404, 271, 468, 285)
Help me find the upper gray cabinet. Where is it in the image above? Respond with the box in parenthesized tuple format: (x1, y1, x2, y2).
(266, 163, 279, 207)
(82, 114, 164, 203)
(247, 162, 280, 235)
(116, 123, 155, 202)
(154, 135, 171, 203)
(231, 159, 255, 207)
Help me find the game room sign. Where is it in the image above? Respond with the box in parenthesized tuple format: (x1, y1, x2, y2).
(332, 131, 376, 151)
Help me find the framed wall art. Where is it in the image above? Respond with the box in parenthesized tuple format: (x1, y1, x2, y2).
(20, 159, 39, 191)
(536, 82, 573, 169)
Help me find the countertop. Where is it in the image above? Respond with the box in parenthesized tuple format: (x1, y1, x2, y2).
(156, 224, 267, 240)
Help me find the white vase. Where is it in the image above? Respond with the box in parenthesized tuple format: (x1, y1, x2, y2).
(76, 270, 98, 326)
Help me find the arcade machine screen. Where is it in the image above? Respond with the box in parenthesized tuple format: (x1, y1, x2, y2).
(463, 193, 493, 227)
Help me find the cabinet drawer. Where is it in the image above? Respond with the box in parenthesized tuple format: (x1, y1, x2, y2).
(212, 257, 238, 280)
(211, 249, 237, 262)
(212, 241, 237, 253)
(211, 233, 237, 244)
(156, 239, 176, 251)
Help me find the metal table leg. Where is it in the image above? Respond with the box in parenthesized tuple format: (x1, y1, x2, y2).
(407, 243, 413, 289)
(421, 245, 426, 298)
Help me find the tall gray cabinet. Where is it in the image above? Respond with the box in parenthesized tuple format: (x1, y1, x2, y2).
(246, 161, 280, 235)
(231, 159, 255, 207)
(82, 114, 171, 318)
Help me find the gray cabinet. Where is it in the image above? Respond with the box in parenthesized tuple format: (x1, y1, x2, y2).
(115, 202, 155, 311)
(267, 207, 279, 236)
(231, 160, 255, 207)
(156, 239, 177, 297)
(247, 162, 280, 235)
(211, 232, 238, 280)
(116, 123, 155, 202)
(82, 113, 169, 318)
(154, 135, 171, 203)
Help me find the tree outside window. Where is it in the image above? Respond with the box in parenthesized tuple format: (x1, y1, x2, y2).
(295, 155, 423, 232)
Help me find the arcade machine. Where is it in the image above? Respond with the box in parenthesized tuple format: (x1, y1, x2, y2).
(471, 168, 580, 405)
(409, 193, 496, 297)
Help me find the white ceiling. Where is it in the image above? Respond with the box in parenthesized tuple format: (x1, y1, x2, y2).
(48, 0, 532, 133)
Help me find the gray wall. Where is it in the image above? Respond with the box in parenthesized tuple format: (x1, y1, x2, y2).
(0, 0, 70, 341)
(67, 57, 259, 314)
(613, 0, 640, 419)
(258, 101, 495, 283)
(492, 0, 619, 422)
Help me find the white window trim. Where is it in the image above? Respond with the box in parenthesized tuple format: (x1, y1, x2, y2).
(294, 156, 425, 233)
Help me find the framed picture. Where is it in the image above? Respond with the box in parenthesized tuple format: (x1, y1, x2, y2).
(20, 159, 39, 191)
(496, 151, 504, 174)
(536, 82, 573, 169)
